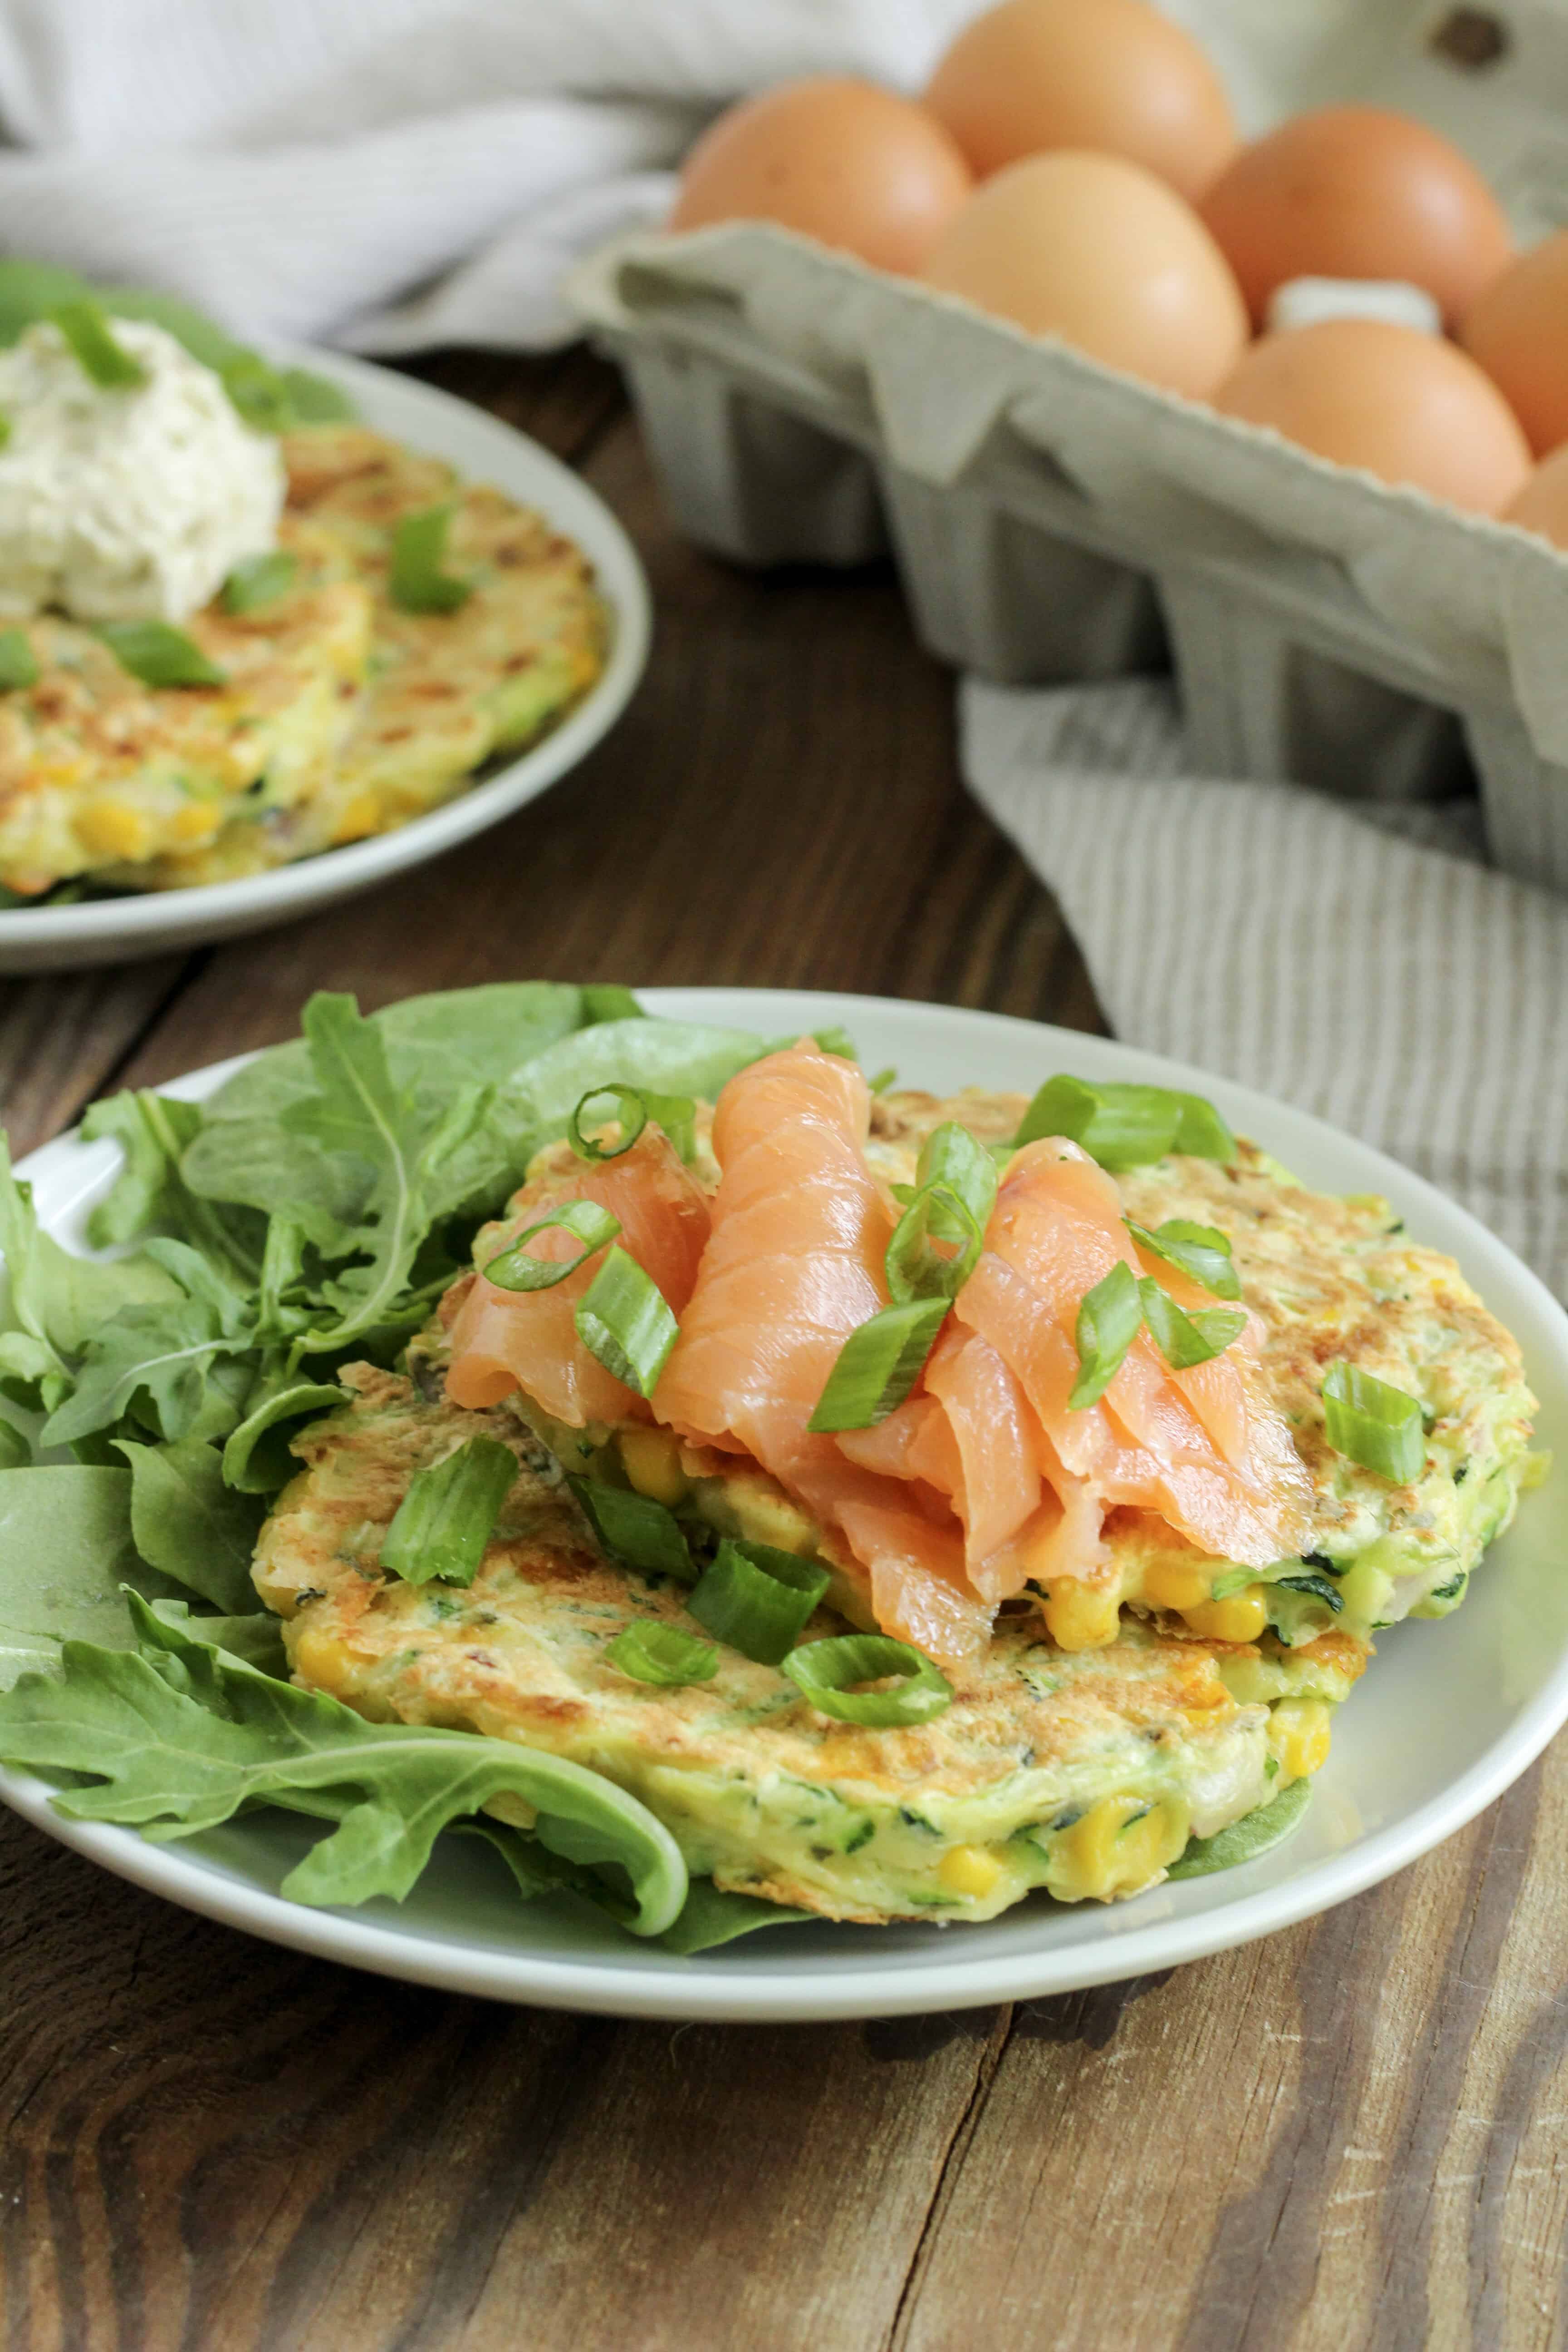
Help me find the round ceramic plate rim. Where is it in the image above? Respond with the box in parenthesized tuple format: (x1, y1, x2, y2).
(4, 985, 1565, 2021)
(0, 347, 652, 963)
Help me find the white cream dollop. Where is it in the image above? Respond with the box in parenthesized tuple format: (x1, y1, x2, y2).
(0, 316, 285, 625)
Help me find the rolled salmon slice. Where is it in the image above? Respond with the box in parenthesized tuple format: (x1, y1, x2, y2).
(445, 1125, 710, 1426)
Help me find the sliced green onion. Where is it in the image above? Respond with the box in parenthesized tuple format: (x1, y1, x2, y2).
(783, 1633, 953, 1726)
(581, 984, 645, 1023)
(1322, 1361, 1425, 1483)
(568, 1475, 696, 1581)
(869, 1066, 897, 1093)
(222, 550, 297, 614)
(885, 1183, 985, 1307)
(565, 1083, 699, 1163)
(389, 502, 472, 614)
(277, 365, 357, 422)
(915, 1119, 998, 1235)
(96, 620, 226, 689)
(806, 1296, 950, 1432)
(687, 1538, 829, 1665)
(607, 1621, 718, 1686)
(1016, 1076, 1233, 1168)
(51, 300, 145, 389)
(0, 628, 37, 691)
(1138, 1278, 1247, 1371)
(0, 409, 11, 448)
(1126, 1217, 1241, 1302)
(575, 1245, 679, 1398)
(482, 1198, 620, 1292)
(220, 352, 294, 431)
(381, 1434, 516, 1587)
(1068, 1260, 1143, 1409)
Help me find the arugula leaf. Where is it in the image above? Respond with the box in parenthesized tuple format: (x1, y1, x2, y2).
(81, 1089, 262, 1277)
(221, 1375, 347, 1494)
(1166, 1778, 1312, 1879)
(0, 1465, 145, 1689)
(116, 1437, 265, 1615)
(0, 1132, 179, 1407)
(658, 1879, 813, 1953)
(39, 1240, 256, 1450)
(147, 1597, 287, 1675)
(0, 1595, 687, 1933)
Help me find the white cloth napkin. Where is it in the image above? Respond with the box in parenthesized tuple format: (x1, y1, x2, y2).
(0, 0, 978, 353)
(962, 675, 1568, 1298)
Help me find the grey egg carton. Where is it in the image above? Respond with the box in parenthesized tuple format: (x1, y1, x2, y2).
(572, 223, 1568, 898)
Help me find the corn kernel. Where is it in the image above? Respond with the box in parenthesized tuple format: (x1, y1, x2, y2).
(1142, 1553, 1213, 1612)
(291, 1626, 356, 1696)
(938, 1845, 1003, 1900)
(619, 1425, 689, 1509)
(75, 798, 152, 860)
(1043, 1580, 1121, 1651)
(1183, 1588, 1269, 1644)
(1268, 1698, 1333, 1783)
(168, 800, 222, 845)
(1049, 1793, 1190, 1902)
(330, 789, 382, 843)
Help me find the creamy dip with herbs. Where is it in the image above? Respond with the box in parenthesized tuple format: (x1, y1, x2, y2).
(0, 316, 283, 625)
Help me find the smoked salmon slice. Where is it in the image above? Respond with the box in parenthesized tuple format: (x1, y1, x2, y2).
(653, 1044, 991, 1665)
(445, 1124, 710, 1425)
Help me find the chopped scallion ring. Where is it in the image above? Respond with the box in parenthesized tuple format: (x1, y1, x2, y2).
(1068, 1260, 1143, 1409)
(914, 1120, 998, 1237)
(782, 1633, 953, 1726)
(1126, 1217, 1241, 1301)
(51, 299, 145, 389)
(1138, 1277, 1246, 1371)
(687, 1539, 829, 1665)
(568, 1475, 696, 1582)
(1322, 1361, 1425, 1483)
(482, 1198, 620, 1292)
(807, 1296, 950, 1431)
(389, 502, 472, 614)
(569, 1083, 648, 1161)
(0, 628, 37, 692)
(381, 1434, 516, 1587)
(606, 1621, 717, 1686)
(885, 1182, 985, 1307)
(575, 1245, 679, 1398)
(95, 620, 226, 688)
(223, 550, 297, 614)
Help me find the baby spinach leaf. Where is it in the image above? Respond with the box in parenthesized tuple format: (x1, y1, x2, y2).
(500, 1019, 776, 1147)
(1166, 1778, 1312, 1880)
(116, 1437, 265, 1615)
(0, 1595, 687, 1934)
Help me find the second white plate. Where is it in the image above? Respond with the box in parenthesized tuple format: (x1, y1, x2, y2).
(0, 349, 651, 973)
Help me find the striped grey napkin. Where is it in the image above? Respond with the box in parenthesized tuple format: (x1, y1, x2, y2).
(961, 675, 1568, 1297)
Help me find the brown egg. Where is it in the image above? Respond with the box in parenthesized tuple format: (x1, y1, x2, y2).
(924, 0, 1237, 201)
(921, 150, 1248, 397)
(1504, 445, 1568, 547)
(668, 78, 972, 274)
(1199, 106, 1513, 328)
(1461, 231, 1568, 456)
(1213, 318, 1532, 514)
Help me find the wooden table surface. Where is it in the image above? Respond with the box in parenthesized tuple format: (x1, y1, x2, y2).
(1, 350, 1563, 2352)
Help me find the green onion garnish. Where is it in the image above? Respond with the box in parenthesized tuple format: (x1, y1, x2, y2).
(568, 1475, 696, 1581)
(1321, 1362, 1425, 1483)
(1015, 1077, 1234, 1169)
(869, 1067, 897, 1093)
(95, 620, 226, 689)
(0, 409, 11, 448)
(389, 502, 472, 614)
(687, 1538, 829, 1665)
(222, 550, 297, 614)
(606, 1622, 718, 1686)
(914, 1119, 998, 1239)
(1068, 1260, 1143, 1409)
(51, 300, 145, 389)
(277, 365, 357, 422)
(1126, 1217, 1241, 1301)
(782, 1633, 953, 1726)
(806, 1296, 950, 1432)
(581, 984, 645, 1023)
(1138, 1278, 1247, 1372)
(885, 1183, 985, 1307)
(575, 1245, 679, 1398)
(381, 1435, 516, 1587)
(0, 628, 37, 691)
(483, 1198, 620, 1292)
(220, 353, 294, 432)
(569, 1083, 648, 1161)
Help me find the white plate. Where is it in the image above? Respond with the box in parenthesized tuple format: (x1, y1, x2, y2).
(0, 349, 651, 974)
(5, 989, 1567, 2021)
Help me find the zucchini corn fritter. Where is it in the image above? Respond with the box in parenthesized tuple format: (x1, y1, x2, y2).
(0, 426, 607, 900)
(257, 1367, 1367, 1926)
(263, 1088, 1535, 1928)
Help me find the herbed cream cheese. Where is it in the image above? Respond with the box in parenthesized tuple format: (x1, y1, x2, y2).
(0, 316, 284, 626)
